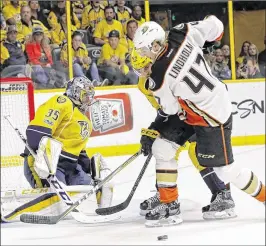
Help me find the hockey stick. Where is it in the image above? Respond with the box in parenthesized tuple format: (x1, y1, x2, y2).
(95, 153, 152, 215)
(4, 115, 131, 223)
(19, 151, 141, 224)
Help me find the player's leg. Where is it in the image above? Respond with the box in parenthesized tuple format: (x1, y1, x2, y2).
(144, 137, 182, 227)
(195, 116, 265, 216)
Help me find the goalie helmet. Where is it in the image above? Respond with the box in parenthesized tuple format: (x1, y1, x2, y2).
(66, 76, 95, 112)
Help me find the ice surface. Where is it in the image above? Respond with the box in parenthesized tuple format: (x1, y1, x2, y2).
(1, 146, 265, 245)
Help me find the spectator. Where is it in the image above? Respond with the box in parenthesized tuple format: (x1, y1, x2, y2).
(221, 44, 231, 69)
(129, 5, 145, 27)
(246, 44, 262, 78)
(51, 12, 77, 46)
(124, 19, 138, 56)
(98, 30, 138, 85)
(1, 25, 30, 77)
(0, 14, 7, 41)
(114, 0, 132, 33)
(93, 5, 125, 46)
(18, 5, 51, 44)
(25, 26, 53, 88)
(2, 0, 21, 25)
(236, 41, 251, 68)
(81, 0, 105, 32)
(47, 0, 80, 30)
(211, 49, 231, 80)
(258, 36, 266, 77)
(60, 31, 102, 83)
(72, 1, 84, 20)
(28, 0, 50, 29)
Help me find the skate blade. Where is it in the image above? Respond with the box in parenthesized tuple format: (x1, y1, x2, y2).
(203, 208, 237, 220)
(145, 215, 183, 228)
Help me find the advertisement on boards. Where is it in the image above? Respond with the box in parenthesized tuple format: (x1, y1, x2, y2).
(86, 93, 133, 137)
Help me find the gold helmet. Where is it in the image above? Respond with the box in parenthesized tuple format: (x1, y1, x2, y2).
(130, 47, 152, 71)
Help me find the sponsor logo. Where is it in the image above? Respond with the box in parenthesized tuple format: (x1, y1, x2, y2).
(57, 96, 66, 103)
(86, 93, 133, 136)
(44, 119, 54, 126)
(78, 121, 90, 140)
(91, 49, 101, 58)
(232, 99, 265, 119)
(22, 188, 49, 195)
(198, 153, 215, 159)
(141, 25, 149, 35)
(90, 99, 125, 133)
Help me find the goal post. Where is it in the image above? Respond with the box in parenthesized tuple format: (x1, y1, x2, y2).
(1, 78, 35, 190)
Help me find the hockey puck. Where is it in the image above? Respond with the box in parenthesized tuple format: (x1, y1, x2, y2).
(157, 235, 168, 241)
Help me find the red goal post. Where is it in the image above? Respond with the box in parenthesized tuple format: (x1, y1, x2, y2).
(1, 78, 35, 190)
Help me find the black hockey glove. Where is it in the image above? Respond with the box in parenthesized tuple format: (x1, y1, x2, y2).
(140, 128, 160, 156)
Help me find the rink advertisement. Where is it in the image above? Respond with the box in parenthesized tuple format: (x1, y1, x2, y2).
(33, 81, 265, 153)
(86, 93, 133, 137)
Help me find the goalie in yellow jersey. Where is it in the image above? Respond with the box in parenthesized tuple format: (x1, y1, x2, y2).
(131, 48, 236, 224)
(23, 76, 113, 208)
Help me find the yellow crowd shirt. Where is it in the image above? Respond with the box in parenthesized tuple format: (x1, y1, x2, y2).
(98, 42, 128, 65)
(28, 95, 92, 159)
(17, 19, 51, 43)
(116, 7, 131, 33)
(51, 23, 77, 46)
(81, 6, 105, 30)
(93, 19, 125, 43)
(128, 17, 145, 27)
(60, 42, 89, 69)
(2, 3, 21, 23)
(47, 11, 81, 30)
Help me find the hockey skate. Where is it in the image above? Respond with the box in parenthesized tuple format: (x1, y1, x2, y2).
(139, 192, 161, 216)
(202, 190, 237, 220)
(145, 200, 183, 227)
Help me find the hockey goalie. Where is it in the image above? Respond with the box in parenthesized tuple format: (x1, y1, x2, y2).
(1, 76, 114, 223)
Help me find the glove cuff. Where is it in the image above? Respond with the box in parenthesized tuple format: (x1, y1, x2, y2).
(141, 128, 160, 139)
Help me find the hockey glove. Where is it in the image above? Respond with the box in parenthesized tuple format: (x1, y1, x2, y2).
(140, 128, 160, 156)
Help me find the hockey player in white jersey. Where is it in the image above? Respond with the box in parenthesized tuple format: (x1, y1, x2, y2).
(132, 16, 265, 226)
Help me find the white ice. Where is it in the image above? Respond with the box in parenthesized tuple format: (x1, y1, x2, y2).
(2, 146, 265, 245)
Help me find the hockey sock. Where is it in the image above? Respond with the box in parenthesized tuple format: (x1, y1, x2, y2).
(200, 168, 227, 194)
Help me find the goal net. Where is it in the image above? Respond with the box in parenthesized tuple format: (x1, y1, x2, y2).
(1, 78, 35, 191)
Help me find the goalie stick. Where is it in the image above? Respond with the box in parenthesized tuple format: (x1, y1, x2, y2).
(95, 153, 152, 215)
(4, 115, 133, 224)
(19, 151, 141, 224)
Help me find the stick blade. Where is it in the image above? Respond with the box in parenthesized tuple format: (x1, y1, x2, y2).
(20, 214, 58, 224)
(95, 202, 127, 215)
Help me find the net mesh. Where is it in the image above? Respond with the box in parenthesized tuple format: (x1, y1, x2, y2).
(1, 82, 32, 190)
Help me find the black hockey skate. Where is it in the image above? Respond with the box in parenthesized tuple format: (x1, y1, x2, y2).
(202, 190, 237, 220)
(139, 192, 160, 216)
(145, 200, 183, 227)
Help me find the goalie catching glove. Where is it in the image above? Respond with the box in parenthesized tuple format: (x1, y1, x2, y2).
(140, 128, 160, 156)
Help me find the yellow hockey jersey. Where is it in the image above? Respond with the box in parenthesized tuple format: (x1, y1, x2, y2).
(27, 95, 92, 162)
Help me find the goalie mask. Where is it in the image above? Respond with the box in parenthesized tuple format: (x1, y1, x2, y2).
(66, 76, 95, 112)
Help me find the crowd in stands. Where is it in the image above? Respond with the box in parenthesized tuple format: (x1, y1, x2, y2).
(0, 0, 265, 89)
(0, 0, 141, 88)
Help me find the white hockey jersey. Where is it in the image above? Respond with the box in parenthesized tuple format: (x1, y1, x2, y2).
(148, 16, 232, 127)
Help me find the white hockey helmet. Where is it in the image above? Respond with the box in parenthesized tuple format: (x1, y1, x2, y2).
(133, 21, 166, 53)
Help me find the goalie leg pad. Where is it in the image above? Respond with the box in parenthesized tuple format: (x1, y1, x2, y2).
(24, 155, 49, 188)
(91, 153, 114, 207)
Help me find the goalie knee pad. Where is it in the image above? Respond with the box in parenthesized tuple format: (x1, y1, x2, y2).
(91, 153, 113, 208)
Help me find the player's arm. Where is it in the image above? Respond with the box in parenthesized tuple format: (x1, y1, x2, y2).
(188, 15, 224, 47)
(25, 95, 71, 153)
